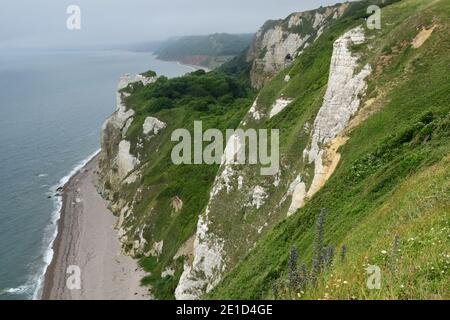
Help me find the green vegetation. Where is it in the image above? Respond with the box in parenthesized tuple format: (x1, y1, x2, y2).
(140, 70, 157, 78)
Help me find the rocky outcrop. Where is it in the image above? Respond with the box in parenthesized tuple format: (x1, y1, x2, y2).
(251, 186, 267, 209)
(143, 117, 166, 136)
(288, 26, 372, 214)
(135, 74, 157, 86)
(98, 73, 167, 258)
(99, 75, 135, 190)
(175, 214, 225, 299)
(269, 98, 293, 118)
(117, 140, 140, 180)
(246, 3, 349, 89)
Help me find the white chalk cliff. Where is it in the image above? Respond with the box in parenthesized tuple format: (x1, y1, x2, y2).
(288, 26, 372, 215)
(247, 4, 349, 88)
(175, 24, 372, 300)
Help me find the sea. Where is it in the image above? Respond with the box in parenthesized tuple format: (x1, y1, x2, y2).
(0, 49, 193, 300)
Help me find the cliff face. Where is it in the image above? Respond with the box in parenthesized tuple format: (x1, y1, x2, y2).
(175, 24, 372, 300)
(246, 3, 349, 89)
(98, 72, 164, 255)
(97, 0, 449, 300)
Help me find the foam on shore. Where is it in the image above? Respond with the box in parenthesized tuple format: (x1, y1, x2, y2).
(31, 149, 100, 300)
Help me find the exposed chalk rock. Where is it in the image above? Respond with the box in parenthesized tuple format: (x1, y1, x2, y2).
(149, 240, 164, 257)
(248, 99, 262, 120)
(287, 26, 372, 215)
(252, 186, 268, 209)
(171, 196, 183, 213)
(117, 140, 140, 180)
(247, 4, 350, 88)
(313, 12, 325, 28)
(288, 13, 304, 28)
(269, 98, 293, 118)
(305, 26, 371, 196)
(132, 226, 147, 254)
(102, 91, 135, 135)
(174, 4, 353, 300)
(249, 25, 310, 89)
(273, 171, 281, 187)
(211, 165, 234, 197)
(124, 171, 138, 184)
(222, 133, 243, 166)
(143, 116, 166, 136)
(161, 267, 175, 278)
(118, 74, 131, 90)
(238, 176, 244, 190)
(287, 179, 306, 216)
(175, 214, 224, 300)
(135, 74, 157, 86)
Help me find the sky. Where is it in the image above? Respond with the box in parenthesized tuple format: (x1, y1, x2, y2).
(0, 0, 344, 50)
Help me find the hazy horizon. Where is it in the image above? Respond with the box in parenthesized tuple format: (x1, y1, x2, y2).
(1, 0, 346, 50)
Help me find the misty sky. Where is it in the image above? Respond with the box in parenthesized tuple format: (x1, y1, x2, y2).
(0, 0, 344, 49)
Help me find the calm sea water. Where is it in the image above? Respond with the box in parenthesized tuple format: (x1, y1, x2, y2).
(0, 49, 192, 300)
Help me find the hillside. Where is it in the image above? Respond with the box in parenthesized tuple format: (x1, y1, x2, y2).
(154, 33, 254, 69)
(208, 0, 450, 299)
(97, 0, 449, 300)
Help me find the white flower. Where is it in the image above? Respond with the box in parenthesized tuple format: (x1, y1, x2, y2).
(381, 250, 387, 254)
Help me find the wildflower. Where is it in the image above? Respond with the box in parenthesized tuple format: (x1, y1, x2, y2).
(381, 250, 387, 254)
(314, 208, 326, 261)
(340, 244, 347, 262)
(288, 248, 298, 291)
(271, 282, 278, 299)
(393, 234, 400, 253)
(343, 281, 348, 284)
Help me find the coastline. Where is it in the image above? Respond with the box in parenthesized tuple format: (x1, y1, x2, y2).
(40, 154, 148, 300)
(176, 61, 211, 73)
(147, 52, 211, 73)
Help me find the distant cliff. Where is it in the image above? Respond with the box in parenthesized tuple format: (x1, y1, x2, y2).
(155, 33, 254, 69)
(244, 3, 350, 89)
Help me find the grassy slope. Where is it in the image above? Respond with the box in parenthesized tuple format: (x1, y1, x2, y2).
(208, 0, 450, 299)
(197, 0, 398, 272)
